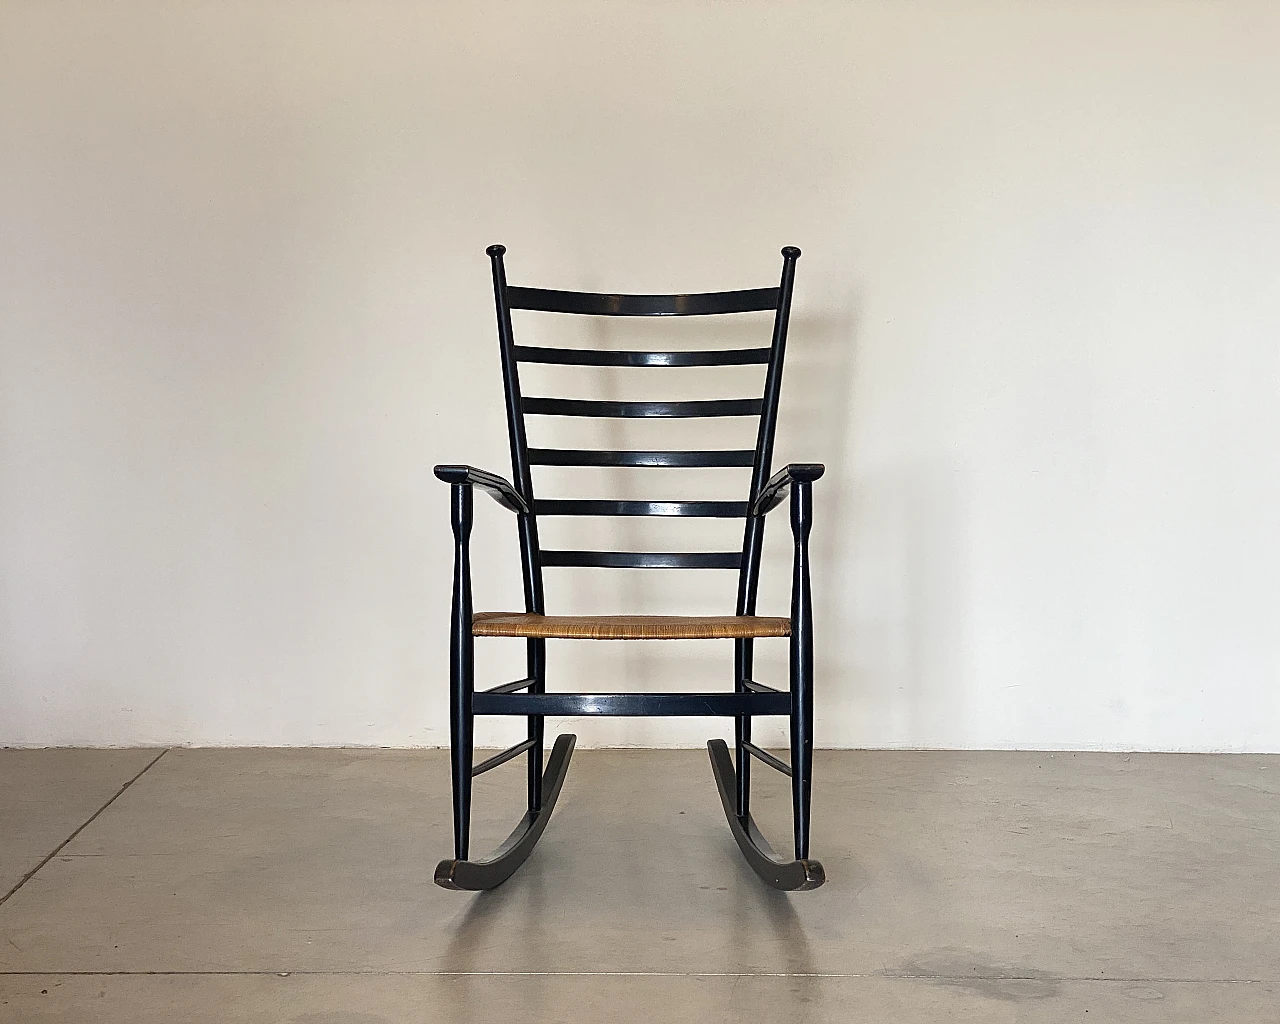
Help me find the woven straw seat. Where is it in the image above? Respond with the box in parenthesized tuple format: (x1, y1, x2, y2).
(472, 612, 791, 640)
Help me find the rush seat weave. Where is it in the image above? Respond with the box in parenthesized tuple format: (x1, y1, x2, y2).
(472, 612, 791, 640)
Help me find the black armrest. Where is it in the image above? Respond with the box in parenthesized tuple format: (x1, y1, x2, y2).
(433, 465, 529, 515)
(749, 463, 825, 517)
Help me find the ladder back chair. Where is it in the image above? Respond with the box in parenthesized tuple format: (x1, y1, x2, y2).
(434, 245, 825, 891)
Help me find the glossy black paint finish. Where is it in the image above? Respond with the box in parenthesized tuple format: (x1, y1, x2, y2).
(539, 550, 742, 569)
(741, 678, 784, 694)
(534, 499, 748, 518)
(473, 691, 791, 717)
(742, 740, 793, 778)
(481, 676, 535, 695)
(522, 397, 764, 419)
(527, 448, 756, 468)
(487, 245, 549, 822)
(433, 245, 824, 891)
(471, 737, 538, 777)
(708, 739, 826, 891)
(789, 478, 816, 861)
(527, 636, 546, 812)
(734, 247, 801, 826)
(514, 345, 771, 367)
(507, 285, 778, 316)
(433, 464, 528, 514)
(435, 733, 576, 891)
(448, 483, 474, 861)
(750, 463, 826, 517)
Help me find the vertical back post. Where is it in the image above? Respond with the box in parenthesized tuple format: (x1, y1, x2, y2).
(489, 245, 547, 809)
(734, 246, 800, 819)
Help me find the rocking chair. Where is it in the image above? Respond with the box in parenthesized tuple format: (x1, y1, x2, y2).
(433, 245, 825, 891)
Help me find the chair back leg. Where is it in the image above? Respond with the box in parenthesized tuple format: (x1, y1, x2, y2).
(527, 638, 546, 811)
(734, 637, 753, 819)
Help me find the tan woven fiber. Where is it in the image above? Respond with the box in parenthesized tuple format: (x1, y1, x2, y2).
(472, 612, 791, 640)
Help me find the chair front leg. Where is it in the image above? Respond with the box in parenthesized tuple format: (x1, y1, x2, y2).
(788, 479, 815, 861)
(449, 483, 475, 860)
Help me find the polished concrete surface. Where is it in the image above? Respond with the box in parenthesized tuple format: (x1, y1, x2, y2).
(0, 749, 160, 899)
(0, 746, 1276, 1021)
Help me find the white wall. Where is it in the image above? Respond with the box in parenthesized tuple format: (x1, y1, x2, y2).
(2, 0, 1278, 750)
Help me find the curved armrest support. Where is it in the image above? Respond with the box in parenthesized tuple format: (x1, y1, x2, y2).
(434, 464, 529, 515)
(749, 463, 825, 517)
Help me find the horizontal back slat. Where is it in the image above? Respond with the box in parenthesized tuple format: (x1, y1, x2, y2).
(523, 397, 763, 418)
(507, 286, 778, 317)
(540, 550, 742, 569)
(528, 448, 756, 468)
(534, 499, 747, 518)
(513, 346, 771, 367)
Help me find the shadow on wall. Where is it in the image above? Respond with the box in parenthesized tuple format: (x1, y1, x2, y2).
(778, 305, 861, 741)
(496, 271, 976, 749)
(767, 295, 976, 749)
(846, 456, 975, 748)
(514, 289, 924, 747)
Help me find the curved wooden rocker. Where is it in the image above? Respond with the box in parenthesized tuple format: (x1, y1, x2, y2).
(432, 245, 826, 892)
(708, 739, 825, 891)
(434, 733, 575, 891)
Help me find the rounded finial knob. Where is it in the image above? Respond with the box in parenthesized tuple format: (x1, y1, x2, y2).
(486, 244, 507, 257)
(781, 246, 801, 259)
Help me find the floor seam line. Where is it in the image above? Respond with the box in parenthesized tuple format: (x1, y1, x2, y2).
(0, 749, 169, 910)
(0, 971, 1272, 983)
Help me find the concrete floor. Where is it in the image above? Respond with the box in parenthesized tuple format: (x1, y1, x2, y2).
(0, 747, 1276, 1022)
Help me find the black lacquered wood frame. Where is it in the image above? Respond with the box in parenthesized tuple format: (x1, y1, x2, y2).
(527, 448, 756, 468)
(515, 345, 772, 367)
(432, 244, 824, 892)
(522, 397, 764, 419)
(507, 285, 778, 317)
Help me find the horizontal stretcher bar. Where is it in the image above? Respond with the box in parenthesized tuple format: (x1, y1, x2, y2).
(741, 678, 784, 693)
(481, 676, 536, 694)
(472, 738, 538, 777)
(534, 499, 748, 518)
(540, 550, 743, 569)
(742, 740, 793, 777)
(472, 691, 791, 717)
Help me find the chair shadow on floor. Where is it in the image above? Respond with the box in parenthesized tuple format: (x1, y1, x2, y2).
(435, 843, 819, 979)
(436, 874, 546, 975)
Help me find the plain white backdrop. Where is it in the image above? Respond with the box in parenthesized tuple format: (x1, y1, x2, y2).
(2, 1, 1278, 750)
